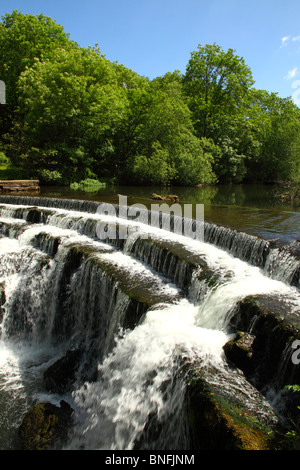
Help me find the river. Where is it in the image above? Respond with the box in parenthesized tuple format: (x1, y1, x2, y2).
(38, 183, 300, 242)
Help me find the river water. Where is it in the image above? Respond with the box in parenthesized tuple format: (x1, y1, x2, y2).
(38, 183, 300, 242)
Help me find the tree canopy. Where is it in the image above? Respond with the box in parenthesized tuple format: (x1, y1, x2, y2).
(1, 11, 299, 185)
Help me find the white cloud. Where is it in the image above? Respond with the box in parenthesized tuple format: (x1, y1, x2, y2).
(280, 35, 300, 48)
(285, 67, 298, 80)
(281, 35, 290, 47)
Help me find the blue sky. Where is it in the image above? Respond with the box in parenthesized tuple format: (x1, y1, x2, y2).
(2, 0, 300, 104)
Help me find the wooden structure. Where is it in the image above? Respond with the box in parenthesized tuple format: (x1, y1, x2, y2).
(0, 180, 40, 192)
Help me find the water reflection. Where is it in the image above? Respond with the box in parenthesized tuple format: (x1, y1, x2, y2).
(35, 184, 300, 242)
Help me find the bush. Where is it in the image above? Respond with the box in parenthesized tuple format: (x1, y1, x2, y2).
(70, 178, 107, 191)
(0, 152, 9, 167)
(38, 169, 63, 184)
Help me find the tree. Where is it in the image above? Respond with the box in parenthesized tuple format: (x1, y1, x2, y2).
(0, 11, 74, 138)
(132, 142, 176, 185)
(123, 72, 216, 185)
(6, 46, 127, 182)
(245, 89, 300, 182)
(183, 43, 254, 182)
(1, 12, 298, 187)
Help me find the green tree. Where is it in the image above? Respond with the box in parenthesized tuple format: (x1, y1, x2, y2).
(6, 46, 127, 182)
(2, 12, 298, 188)
(105, 65, 151, 179)
(0, 11, 74, 137)
(132, 142, 176, 185)
(245, 89, 300, 182)
(123, 73, 216, 185)
(183, 43, 254, 182)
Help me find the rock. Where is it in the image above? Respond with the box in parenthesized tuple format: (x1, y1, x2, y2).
(184, 364, 277, 450)
(227, 294, 300, 390)
(0, 282, 5, 324)
(223, 331, 255, 375)
(26, 207, 48, 224)
(134, 354, 281, 450)
(44, 349, 83, 393)
(0, 180, 40, 192)
(18, 400, 73, 450)
(285, 240, 300, 260)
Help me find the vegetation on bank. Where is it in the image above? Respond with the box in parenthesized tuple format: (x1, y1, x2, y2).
(70, 178, 107, 191)
(0, 11, 300, 187)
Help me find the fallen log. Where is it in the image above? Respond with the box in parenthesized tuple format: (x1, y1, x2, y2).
(151, 193, 179, 203)
(0, 180, 40, 192)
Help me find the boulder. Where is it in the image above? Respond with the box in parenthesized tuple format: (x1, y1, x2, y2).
(134, 355, 281, 450)
(18, 400, 73, 450)
(226, 294, 300, 389)
(223, 331, 255, 375)
(183, 364, 277, 450)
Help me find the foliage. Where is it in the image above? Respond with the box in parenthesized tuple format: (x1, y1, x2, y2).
(245, 89, 300, 182)
(38, 169, 63, 184)
(0, 166, 23, 180)
(132, 142, 176, 185)
(0, 11, 73, 137)
(70, 178, 107, 190)
(183, 43, 254, 136)
(0, 11, 299, 186)
(0, 151, 9, 166)
(6, 46, 127, 182)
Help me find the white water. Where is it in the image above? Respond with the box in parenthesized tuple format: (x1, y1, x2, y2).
(66, 237, 300, 449)
(0, 203, 299, 449)
(66, 300, 229, 450)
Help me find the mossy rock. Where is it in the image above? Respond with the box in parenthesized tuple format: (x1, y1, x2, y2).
(135, 354, 280, 450)
(25, 207, 49, 224)
(184, 362, 278, 450)
(66, 243, 181, 309)
(128, 236, 220, 293)
(18, 401, 73, 450)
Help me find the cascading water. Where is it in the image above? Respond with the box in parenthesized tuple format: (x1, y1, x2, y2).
(0, 196, 299, 450)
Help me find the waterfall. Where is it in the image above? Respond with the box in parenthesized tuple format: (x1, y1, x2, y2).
(66, 300, 228, 450)
(0, 196, 299, 450)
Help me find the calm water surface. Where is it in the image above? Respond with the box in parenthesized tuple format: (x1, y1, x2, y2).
(33, 183, 300, 242)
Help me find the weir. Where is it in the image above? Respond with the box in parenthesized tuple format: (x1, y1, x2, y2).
(0, 195, 299, 450)
(0, 194, 298, 286)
